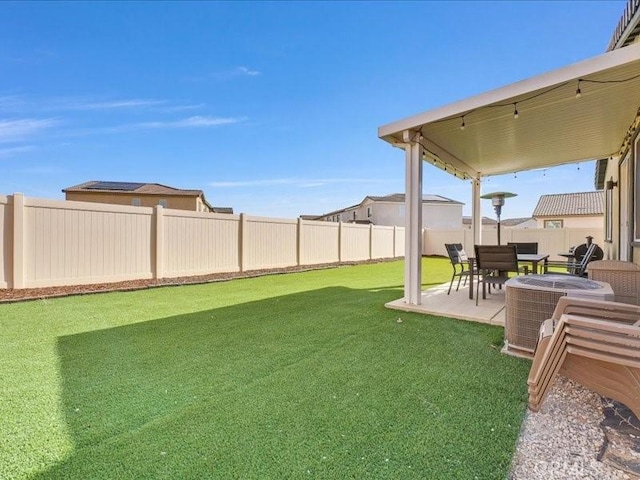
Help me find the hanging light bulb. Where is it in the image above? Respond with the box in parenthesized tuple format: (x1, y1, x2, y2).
(460, 116, 465, 130)
(514, 171, 518, 179)
(575, 80, 582, 99)
(513, 103, 519, 119)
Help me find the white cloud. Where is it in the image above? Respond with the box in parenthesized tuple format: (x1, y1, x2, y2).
(136, 116, 243, 129)
(0, 145, 35, 158)
(65, 115, 243, 137)
(237, 66, 261, 76)
(70, 99, 166, 110)
(205, 66, 262, 81)
(0, 118, 58, 142)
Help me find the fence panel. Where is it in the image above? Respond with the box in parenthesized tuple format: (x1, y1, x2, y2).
(244, 216, 298, 270)
(23, 197, 153, 287)
(300, 220, 339, 265)
(163, 210, 241, 277)
(394, 226, 405, 257)
(0, 195, 9, 288)
(371, 225, 395, 259)
(341, 223, 371, 261)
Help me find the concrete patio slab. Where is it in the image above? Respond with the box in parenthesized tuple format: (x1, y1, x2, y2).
(385, 282, 506, 326)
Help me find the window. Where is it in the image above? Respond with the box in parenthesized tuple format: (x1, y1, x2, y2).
(367, 207, 372, 218)
(605, 181, 614, 243)
(131, 198, 141, 206)
(158, 198, 167, 208)
(544, 219, 563, 229)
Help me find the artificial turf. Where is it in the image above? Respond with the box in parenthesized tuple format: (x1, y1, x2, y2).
(0, 258, 531, 479)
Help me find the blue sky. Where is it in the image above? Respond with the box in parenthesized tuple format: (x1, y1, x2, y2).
(0, 1, 626, 219)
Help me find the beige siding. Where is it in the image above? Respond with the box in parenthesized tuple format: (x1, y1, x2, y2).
(244, 216, 298, 270)
(341, 223, 370, 261)
(0, 195, 9, 288)
(23, 197, 153, 287)
(300, 220, 340, 265)
(535, 215, 603, 229)
(162, 210, 240, 277)
(371, 225, 395, 259)
(66, 191, 199, 211)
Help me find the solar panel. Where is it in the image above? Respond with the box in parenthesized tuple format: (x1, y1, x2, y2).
(86, 181, 145, 191)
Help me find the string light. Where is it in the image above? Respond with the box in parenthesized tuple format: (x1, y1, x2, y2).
(514, 172, 518, 179)
(440, 72, 640, 130)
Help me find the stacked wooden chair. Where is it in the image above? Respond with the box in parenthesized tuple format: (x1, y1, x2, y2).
(527, 296, 640, 419)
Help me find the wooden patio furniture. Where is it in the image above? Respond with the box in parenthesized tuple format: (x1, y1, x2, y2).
(527, 296, 640, 419)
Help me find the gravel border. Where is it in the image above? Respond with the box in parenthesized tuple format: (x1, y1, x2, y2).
(509, 376, 633, 479)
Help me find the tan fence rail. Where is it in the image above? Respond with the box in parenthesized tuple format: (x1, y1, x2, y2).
(0, 194, 405, 289)
(0, 193, 605, 290)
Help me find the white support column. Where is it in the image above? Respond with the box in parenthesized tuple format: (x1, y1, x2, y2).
(403, 131, 423, 305)
(471, 177, 482, 247)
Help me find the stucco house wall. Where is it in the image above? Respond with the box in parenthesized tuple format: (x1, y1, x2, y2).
(65, 191, 200, 211)
(535, 215, 603, 229)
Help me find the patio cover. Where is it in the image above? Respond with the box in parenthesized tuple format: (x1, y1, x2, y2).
(378, 41, 640, 305)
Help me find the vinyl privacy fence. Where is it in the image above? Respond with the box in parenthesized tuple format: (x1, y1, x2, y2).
(0, 194, 405, 289)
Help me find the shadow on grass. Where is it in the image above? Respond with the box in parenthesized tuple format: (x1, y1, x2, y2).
(37, 285, 529, 479)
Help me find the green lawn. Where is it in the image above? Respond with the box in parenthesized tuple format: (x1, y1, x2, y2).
(0, 258, 530, 479)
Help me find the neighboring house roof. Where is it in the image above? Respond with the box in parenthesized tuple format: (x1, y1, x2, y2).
(532, 191, 604, 217)
(299, 215, 321, 220)
(462, 216, 497, 225)
(63, 180, 203, 196)
(63, 180, 215, 211)
(501, 217, 535, 227)
(364, 193, 463, 205)
(317, 193, 463, 219)
(212, 207, 234, 214)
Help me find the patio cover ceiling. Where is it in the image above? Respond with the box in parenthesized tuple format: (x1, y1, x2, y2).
(378, 42, 640, 179)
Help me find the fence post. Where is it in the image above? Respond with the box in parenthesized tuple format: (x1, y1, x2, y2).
(393, 225, 397, 257)
(12, 193, 24, 289)
(338, 221, 343, 263)
(154, 205, 164, 279)
(239, 213, 247, 272)
(297, 217, 302, 266)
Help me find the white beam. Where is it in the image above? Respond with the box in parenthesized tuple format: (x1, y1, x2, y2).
(404, 131, 423, 305)
(472, 178, 482, 246)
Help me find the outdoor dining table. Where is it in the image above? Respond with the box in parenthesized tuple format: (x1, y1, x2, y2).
(467, 253, 550, 300)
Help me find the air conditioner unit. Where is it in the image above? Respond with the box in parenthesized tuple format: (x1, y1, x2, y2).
(504, 275, 614, 357)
